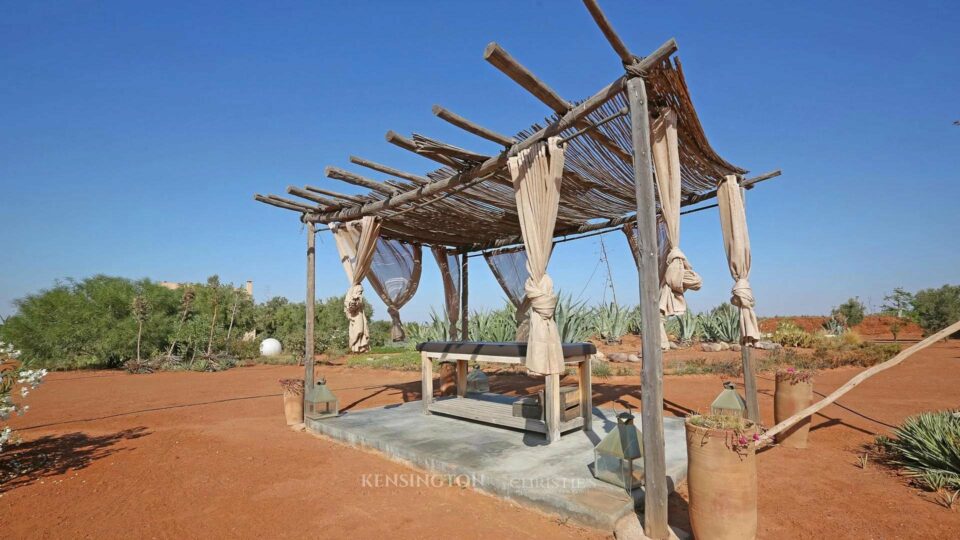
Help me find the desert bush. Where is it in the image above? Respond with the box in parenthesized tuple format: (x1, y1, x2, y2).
(591, 359, 612, 378)
(771, 322, 814, 348)
(1, 348, 47, 451)
(910, 285, 960, 337)
(877, 410, 960, 491)
(832, 297, 866, 326)
(405, 308, 452, 343)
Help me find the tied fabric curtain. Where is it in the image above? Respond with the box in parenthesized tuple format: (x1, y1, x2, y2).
(718, 175, 761, 344)
(483, 247, 532, 340)
(508, 136, 565, 375)
(331, 216, 381, 353)
(652, 109, 701, 348)
(430, 245, 461, 341)
(367, 239, 422, 342)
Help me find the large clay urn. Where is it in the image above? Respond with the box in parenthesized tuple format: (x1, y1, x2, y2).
(279, 378, 304, 425)
(685, 416, 757, 540)
(774, 370, 815, 448)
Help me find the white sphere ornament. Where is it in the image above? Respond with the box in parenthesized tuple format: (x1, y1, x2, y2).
(260, 338, 283, 357)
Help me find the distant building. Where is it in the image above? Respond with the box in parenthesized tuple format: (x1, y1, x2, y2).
(159, 280, 254, 298)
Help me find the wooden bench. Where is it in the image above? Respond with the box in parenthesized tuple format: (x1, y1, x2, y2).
(416, 341, 595, 443)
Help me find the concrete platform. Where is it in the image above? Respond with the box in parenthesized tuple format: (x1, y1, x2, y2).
(306, 399, 687, 530)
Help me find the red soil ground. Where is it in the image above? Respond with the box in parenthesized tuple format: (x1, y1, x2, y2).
(759, 315, 924, 341)
(3, 342, 959, 538)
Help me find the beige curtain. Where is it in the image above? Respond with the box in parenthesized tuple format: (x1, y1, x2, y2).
(508, 137, 565, 375)
(430, 245, 460, 341)
(366, 240, 423, 342)
(718, 175, 760, 344)
(652, 109, 701, 348)
(331, 216, 381, 352)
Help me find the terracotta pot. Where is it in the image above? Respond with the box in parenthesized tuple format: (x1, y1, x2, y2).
(685, 418, 757, 540)
(439, 362, 457, 396)
(282, 390, 304, 425)
(774, 375, 814, 448)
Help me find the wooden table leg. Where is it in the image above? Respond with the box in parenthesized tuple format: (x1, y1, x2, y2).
(421, 352, 433, 415)
(579, 356, 593, 432)
(544, 373, 561, 443)
(456, 359, 468, 397)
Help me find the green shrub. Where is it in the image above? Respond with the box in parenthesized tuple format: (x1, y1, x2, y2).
(910, 285, 960, 336)
(832, 297, 866, 326)
(771, 322, 814, 348)
(591, 359, 612, 378)
(879, 410, 960, 491)
(469, 303, 518, 342)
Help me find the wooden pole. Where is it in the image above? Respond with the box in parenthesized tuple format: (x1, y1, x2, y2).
(432, 105, 517, 147)
(460, 250, 469, 341)
(582, 0, 635, 65)
(627, 75, 669, 539)
(760, 319, 960, 446)
(304, 222, 316, 398)
(738, 182, 760, 423)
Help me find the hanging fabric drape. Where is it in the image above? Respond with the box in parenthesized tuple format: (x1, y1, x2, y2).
(508, 137, 565, 375)
(367, 239, 422, 342)
(622, 217, 670, 341)
(718, 175, 761, 344)
(652, 109, 702, 348)
(483, 246, 532, 340)
(430, 245, 461, 341)
(331, 216, 381, 353)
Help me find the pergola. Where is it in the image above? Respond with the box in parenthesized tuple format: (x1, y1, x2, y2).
(254, 2, 780, 537)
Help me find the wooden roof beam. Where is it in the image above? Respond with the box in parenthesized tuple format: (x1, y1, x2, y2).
(325, 166, 399, 195)
(385, 130, 462, 169)
(432, 104, 517, 147)
(484, 41, 633, 163)
(286, 186, 342, 209)
(303, 186, 370, 204)
(254, 194, 315, 214)
(349, 156, 429, 185)
(582, 0, 636, 65)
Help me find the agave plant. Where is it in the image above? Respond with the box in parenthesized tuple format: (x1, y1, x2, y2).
(554, 295, 593, 343)
(593, 302, 633, 343)
(823, 314, 847, 336)
(670, 310, 702, 344)
(404, 307, 452, 343)
(469, 302, 518, 342)
(700, 303, 740, 343)
(883, 410, 960, 491)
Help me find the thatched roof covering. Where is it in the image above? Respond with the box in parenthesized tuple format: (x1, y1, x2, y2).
(256, 24, 777, 252)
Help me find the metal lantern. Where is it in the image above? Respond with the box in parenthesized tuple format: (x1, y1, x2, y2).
(593, 409, 644, 491)
(304, 377, 339, 420)
(711, 381, 747, 417)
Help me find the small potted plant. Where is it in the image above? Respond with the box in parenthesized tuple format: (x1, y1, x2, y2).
(774, 367, 815, 448)
(279, 378, 304, 425)
(685, 414, 758, 540)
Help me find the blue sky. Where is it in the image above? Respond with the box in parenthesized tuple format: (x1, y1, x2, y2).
(2, 0, 958, 322)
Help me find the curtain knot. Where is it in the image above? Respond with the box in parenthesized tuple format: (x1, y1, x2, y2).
(343, 284, 365, 316)
(660, 248, 703, 316)
(525, 274, 557, 320)
(731, 278, 755, 308)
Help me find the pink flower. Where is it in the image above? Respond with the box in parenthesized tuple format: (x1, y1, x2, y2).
(738, 435, 748, 445)
(787, 367, 796, 373)
(752, 433, 760, 441)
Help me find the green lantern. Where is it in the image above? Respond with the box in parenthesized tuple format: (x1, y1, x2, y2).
(304, 377, 339, 420)
(711, 381, 747, 417)
(593, 409, 644, 491)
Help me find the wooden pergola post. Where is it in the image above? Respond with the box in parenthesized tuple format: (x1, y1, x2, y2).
(738, 181, 760, 423)
(304, 221, 316, 396)
(460, 249, 469, 341)
(627, 76, 669, 539)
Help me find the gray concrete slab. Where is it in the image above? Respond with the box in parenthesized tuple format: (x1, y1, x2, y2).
(306, 399, 687, 530)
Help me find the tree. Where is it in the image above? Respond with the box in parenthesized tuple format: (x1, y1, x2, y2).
(166, 287, 196, 357)
(131, 294, 149, 362)
(910, 285, 960, 336)
(881, 287, 914, 318)
(205, 275, 222, 355)
(832, 297, 866, 327)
